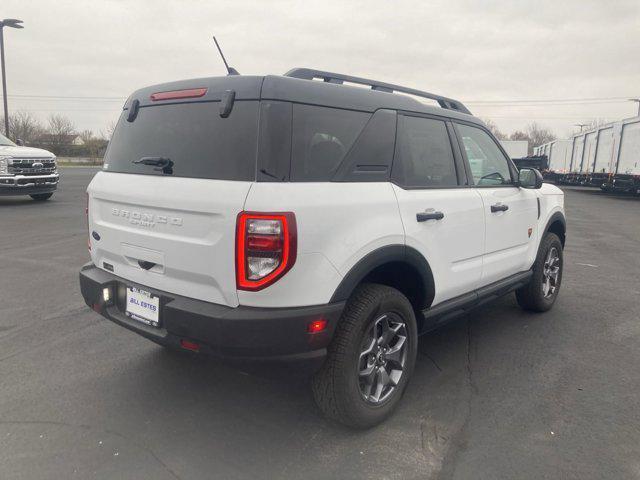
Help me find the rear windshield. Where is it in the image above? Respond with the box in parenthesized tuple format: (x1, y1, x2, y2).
(104, 101, 259, 180)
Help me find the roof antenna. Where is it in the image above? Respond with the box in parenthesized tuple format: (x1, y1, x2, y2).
(213, 36, 240, 76)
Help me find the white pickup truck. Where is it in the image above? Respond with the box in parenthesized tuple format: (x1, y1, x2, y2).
(0, 133, 59, 200)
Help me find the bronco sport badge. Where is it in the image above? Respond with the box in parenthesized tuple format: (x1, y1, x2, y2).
(111, 208, 183, 228)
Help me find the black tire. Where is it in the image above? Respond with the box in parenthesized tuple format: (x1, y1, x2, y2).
(312, 283, 418, 428)
(516, 232, 563, 312)
(30, 193, 53, 201)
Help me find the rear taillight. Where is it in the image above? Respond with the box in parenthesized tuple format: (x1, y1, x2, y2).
(86, 194, 91, 251)
(236, 212, 297, 291)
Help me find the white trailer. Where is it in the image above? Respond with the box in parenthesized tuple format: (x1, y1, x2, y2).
(538, 115, 640, 192)
(583, 131, 598, 173)
(570, 135, 585, 172)
(499, 140, 529, 159)
(593, 126, 616, 174)
(617, 120, 640, 175)
(548, 140, 572, 173)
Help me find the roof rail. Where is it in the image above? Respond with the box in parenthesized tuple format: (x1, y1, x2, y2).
(284, 68, 471, 115)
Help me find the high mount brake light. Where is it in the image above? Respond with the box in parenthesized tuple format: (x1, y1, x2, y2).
(150, 88, 208, 102)
(236, 212, 297, 291)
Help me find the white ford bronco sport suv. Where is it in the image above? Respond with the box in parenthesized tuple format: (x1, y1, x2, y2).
(79, 69, 566, 428)
(0, 132, 58, 200)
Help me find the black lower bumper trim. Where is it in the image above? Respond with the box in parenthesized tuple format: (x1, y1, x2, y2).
(79, 263, 344, 372)
(0, 185, 57, 196)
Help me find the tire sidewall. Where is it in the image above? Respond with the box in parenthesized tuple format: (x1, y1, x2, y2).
(532, 233, 564, 309)
(340, 286, 418, 427)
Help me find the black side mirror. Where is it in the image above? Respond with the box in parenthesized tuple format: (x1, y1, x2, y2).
(518, 168, 543, 189)
(16, 138, 24, 146)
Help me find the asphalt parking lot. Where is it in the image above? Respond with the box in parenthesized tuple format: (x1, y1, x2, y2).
(1, 167, 639, 480)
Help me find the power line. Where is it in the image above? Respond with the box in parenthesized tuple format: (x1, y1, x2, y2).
(9, 109, 121, 112)
(487, 116, 609, 120)
(470, 100, 633, 107)
(464, 96, 634, 104)
(7, 94, 125, 101)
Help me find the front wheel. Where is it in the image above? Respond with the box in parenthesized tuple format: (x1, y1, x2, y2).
(516, 232, 563, 312)
(312, 283, 418, 428)
(30, 193, 53, 201)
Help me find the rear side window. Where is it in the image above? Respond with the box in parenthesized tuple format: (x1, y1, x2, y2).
(456, 124, 514, 186)
(291, 105, 369, 181)
(392, 115, 458, 188)
(104, 101, 259, 180)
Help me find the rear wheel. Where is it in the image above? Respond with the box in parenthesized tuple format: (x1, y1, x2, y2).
(312, 283, 418, 428)
(30, 193, 53, 201)
(516, 233, 563, 312)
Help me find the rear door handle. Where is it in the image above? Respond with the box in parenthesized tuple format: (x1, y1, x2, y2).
(491, 204, 509, 213)
(416, 211, 445, 222)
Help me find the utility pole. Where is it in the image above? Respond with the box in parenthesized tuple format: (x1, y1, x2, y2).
(0, 18, 24, 137)
(574, 123, 588, 133)
(629, 98, 640, 117)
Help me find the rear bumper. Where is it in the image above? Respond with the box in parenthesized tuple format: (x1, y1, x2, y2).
(79, 263, 344, 372)
(0, 173, 59, 196)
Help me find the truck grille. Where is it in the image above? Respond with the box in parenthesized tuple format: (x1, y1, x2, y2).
(8, 158, 57, 175)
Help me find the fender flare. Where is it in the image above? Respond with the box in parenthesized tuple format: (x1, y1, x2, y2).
(542, 211, 566, 245)
(329, 245, 435, 308)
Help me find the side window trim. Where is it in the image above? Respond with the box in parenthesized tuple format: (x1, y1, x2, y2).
(452, 120, 519, 187)
(451, 122, 476, 185)
(391, 112, 464, 190)
(445, 121, 469, 186)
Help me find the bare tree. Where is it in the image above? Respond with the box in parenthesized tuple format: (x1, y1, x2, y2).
(47, 114, 76, 149)
(79, 129, 94, 145)
(0, 111, 44, 144)
(526, 122, 556, 150)
(482, 118, 507, 140)
(78, 129, 107, 160)
(584, 118, 609, 130)
(509, 130, 530, 141)
(104, 120, 117, 140)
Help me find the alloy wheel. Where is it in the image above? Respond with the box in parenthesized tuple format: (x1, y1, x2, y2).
(358, 313, 408, 404)
(542, 246, 561, 298)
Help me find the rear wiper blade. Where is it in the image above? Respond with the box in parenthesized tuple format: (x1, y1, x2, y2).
(133, 156, 173, 174)
(259, 168, 281, 180)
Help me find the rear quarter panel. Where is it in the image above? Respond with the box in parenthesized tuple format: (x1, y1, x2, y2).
(240, 182, 404, 307)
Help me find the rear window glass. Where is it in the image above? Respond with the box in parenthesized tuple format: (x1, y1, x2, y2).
(291, 105, 369, 181)
(104, 101, 258, 180)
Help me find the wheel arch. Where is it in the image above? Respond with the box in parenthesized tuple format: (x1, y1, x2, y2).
(329, 245, 436, 314)
(543, 211, 566, 247)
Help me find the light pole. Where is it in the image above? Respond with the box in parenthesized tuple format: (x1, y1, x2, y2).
(574, 123, 588, 133)
(629, 98, 640, 117)
(0, 18, 24, 137)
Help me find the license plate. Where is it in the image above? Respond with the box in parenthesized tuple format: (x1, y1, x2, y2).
(125, 287, 160, 327)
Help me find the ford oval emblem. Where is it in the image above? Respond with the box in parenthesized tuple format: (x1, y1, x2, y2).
(92, 231, 101, 241)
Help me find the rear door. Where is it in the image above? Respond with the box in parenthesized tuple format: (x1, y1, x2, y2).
(392, 114, 485, 306)
(454, 122, 538, 285)
(88, 95, 260, 308)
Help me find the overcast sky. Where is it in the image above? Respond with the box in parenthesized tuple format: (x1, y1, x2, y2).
(2, 0, 639, 138)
